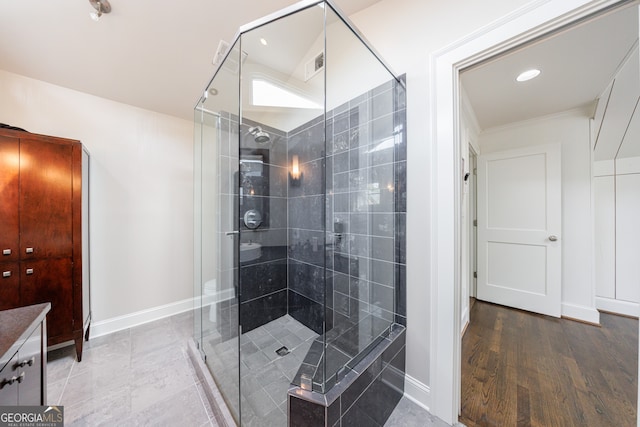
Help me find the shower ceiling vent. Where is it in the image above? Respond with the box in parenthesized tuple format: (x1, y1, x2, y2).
(304, 51, 324, 81)
(213, 40, 248, 73)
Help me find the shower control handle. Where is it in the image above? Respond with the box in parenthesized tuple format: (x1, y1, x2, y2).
(244, 210, 262, 230)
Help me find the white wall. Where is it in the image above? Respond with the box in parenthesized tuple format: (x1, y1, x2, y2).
(478, 109, 598, 323)
(350, 0, 534, 410)
(0, 69, 194, 329)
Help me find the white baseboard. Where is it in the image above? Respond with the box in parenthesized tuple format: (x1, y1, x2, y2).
(91, 297, 195, 338)
(561, 302, 600, 324)
(596, 297, 639, 318)
(404, 374, 431, 413)
(91, 287, 235, 338)
(460, 306, 469, 335)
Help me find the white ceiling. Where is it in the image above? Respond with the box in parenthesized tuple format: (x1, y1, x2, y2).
(461, 5, 639, 130)
(0, 0, 381, 121)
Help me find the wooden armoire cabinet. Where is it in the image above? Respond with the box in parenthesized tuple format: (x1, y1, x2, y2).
(0, 127, 90, 362)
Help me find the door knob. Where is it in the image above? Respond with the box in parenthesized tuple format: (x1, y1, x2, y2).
(548, 235, 558, 242)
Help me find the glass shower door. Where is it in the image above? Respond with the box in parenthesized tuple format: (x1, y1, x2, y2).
(194, 40, 242, 424)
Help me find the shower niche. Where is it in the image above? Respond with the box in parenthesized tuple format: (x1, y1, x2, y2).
(193, 1, 407, 425)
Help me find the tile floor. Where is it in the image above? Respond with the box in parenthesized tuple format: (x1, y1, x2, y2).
(204, 315, 320, 426)
(47, 310, 447, 426)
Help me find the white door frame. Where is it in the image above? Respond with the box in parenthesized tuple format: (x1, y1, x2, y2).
(429, 0, 637, 424)
(469, 146, 477, 301)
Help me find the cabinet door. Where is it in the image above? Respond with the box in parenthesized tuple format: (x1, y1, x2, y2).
(19, 138, 73, 259)
(21, 258, 73, 340)
(0, 261, 20, 310)
(0, 135, 20, 262)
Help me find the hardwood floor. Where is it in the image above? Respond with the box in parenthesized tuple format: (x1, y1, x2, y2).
(460, 300, 638, 427)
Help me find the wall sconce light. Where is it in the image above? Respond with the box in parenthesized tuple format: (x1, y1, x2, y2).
(289, 154, 302, 186)
(89, 0, 111, 21)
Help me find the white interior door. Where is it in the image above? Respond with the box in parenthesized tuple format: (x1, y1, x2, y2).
(477, 144, 561, 317)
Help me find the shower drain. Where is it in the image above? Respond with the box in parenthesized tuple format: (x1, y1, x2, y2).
(275, 346, 290, 356)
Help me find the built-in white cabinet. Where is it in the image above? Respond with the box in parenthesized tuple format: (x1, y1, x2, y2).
(616, 173, 640, 304)
(593, 43, 640, 317)
(593, 176, 615, 299)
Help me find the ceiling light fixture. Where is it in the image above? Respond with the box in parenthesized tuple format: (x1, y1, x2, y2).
(516, 69, 541, 82)
(89, 0, 111, 21)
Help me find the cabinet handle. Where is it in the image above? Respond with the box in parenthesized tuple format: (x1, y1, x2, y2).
(15, 372, 25, 384)
(17, 357, 35, 368)
(2, 249, 10, 255)
(2, 271, 11, 278)
(25, 247, 34, 254)
(26, 268, 34, 275)
(1, 376, 17, 387)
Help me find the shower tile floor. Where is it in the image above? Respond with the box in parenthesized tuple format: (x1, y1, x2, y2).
(204, 315, 321, 426)
(46, 310, 444, 426)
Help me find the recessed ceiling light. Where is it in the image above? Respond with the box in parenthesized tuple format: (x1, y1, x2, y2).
(260, 38, 268, 46)
(516, 69, 541, 82)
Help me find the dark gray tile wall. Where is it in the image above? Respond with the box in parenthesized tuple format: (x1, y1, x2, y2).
(239, 120, 289, 333)
(325, 76, 407, 341)
(286, 76, 407, 394)
(285, 76, 407, 322)
(287, 115, 328, 334)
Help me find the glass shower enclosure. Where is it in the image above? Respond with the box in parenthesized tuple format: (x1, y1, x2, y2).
(193, 1, 406, 425)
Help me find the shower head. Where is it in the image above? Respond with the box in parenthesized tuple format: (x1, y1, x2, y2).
(248, 126, 271, 144)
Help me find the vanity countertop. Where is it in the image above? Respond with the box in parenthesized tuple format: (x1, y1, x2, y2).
(0, 303, 50, 370)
